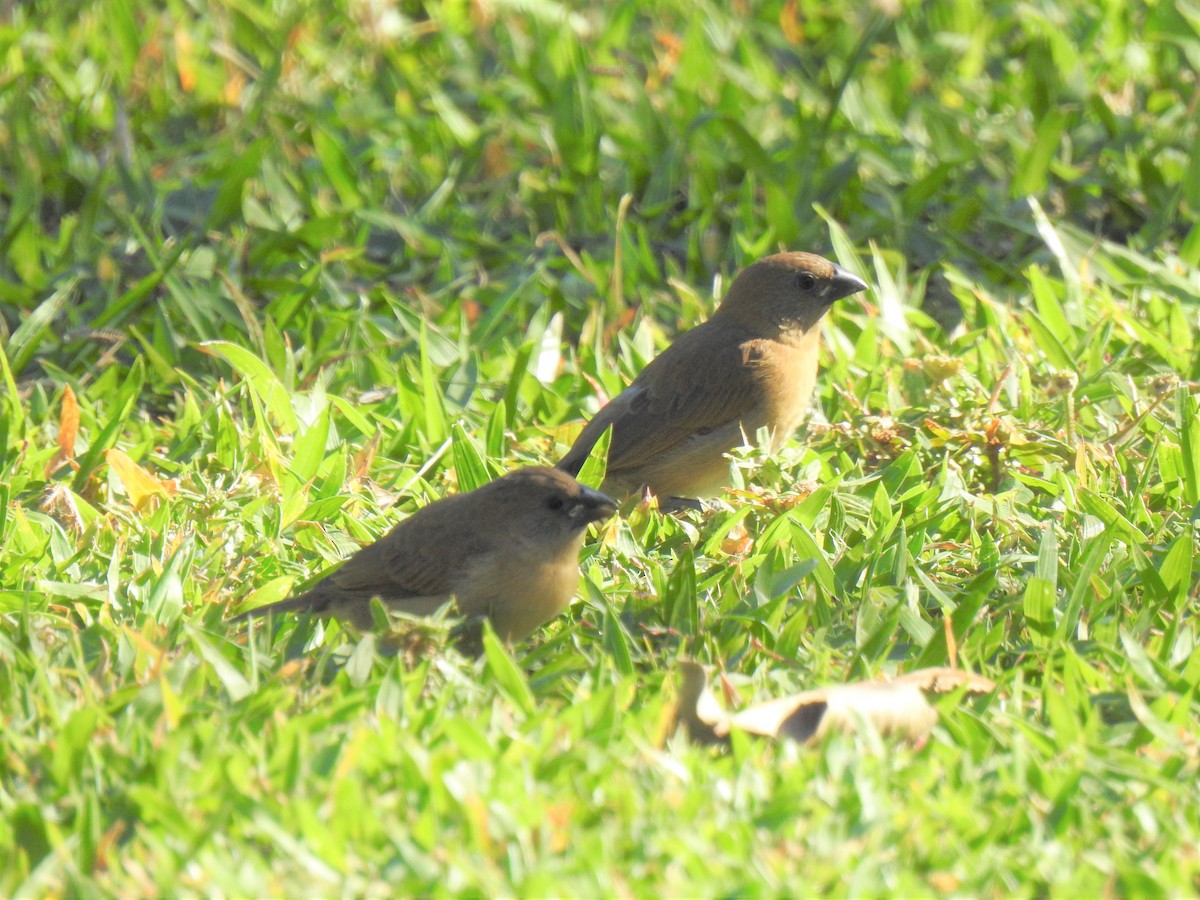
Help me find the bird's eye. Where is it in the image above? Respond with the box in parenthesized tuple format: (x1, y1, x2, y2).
(797, 272, 817, 291)
(545, 496, 566, 511)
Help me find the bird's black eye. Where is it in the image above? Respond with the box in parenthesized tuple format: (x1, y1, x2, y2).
(545, 496, 566, 511)
(797, 272, 817, 291)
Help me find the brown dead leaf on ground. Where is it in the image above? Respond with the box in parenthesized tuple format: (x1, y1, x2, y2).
(676, 662, 996, 746)
(45, 385, 81, 478)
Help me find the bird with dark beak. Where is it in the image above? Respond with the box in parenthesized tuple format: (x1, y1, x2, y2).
(233, 467, 617, 643)
(558, 252, 868, 500)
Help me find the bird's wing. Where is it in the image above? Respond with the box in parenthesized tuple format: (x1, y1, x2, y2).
(233, 494, 495, 624)
(313, 494, 488, 606)
(561, 324, 765, 478)
(313, 535, 452, 603)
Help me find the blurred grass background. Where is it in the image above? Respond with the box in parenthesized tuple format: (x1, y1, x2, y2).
(2, 0, 1199, 894)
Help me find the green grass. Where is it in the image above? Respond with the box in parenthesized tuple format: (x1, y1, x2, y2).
(3, 0, 1199, 894)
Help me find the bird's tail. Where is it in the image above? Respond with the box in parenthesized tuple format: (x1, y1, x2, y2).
(555, 449, 586, 477)
(556, 429, 600, 478)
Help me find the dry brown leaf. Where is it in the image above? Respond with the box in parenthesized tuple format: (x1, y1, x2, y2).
(779, 0, 804, 44)
(482, 135, 512, 179)
(677, 662, 996, 746)
(174, 26, 196, 93)
(106, 449, 177, 509)
(57, 384, 79, 458)
(653, 32, 683, 84)
(45, 385, 81, 477)
(351, 430, 382, 481)
(222, 69, 245, 107)
(944, 614, 958, 670)
(720, 520, 753, 556)
(677, 662, 729, 744)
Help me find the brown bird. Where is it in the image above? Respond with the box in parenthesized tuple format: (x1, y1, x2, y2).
(558, 252, 867, 499)
(233, 467, 617, 642)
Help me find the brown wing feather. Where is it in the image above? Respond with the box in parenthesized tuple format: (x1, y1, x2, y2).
(312, 493, 490, 602)
(236, 493, 492, 621)
(560, 323, 764, 479)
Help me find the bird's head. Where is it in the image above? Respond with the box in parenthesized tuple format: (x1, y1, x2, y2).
(714, 252, 868, 336)
(484, 467, 618, 542)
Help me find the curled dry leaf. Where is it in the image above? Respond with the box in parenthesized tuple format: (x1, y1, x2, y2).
(45, 384, 81, 478)
(677, 662, 996, 746)
(720, 520, 753, 556)
(106, 449, 178, 509)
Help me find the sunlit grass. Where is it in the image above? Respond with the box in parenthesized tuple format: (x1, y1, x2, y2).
(2, 0, 1199, 894)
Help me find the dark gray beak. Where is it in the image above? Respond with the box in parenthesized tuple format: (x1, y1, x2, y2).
(824, 265, 869, 303)
(570, 486, 619, 525)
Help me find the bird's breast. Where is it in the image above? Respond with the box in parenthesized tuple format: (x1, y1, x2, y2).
(743, 336, 821, 443)
(466, 538, 584, 642)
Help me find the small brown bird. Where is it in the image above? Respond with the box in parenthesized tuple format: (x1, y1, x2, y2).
(233, 467, 617, 642)
(558, 252, 867, 499)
